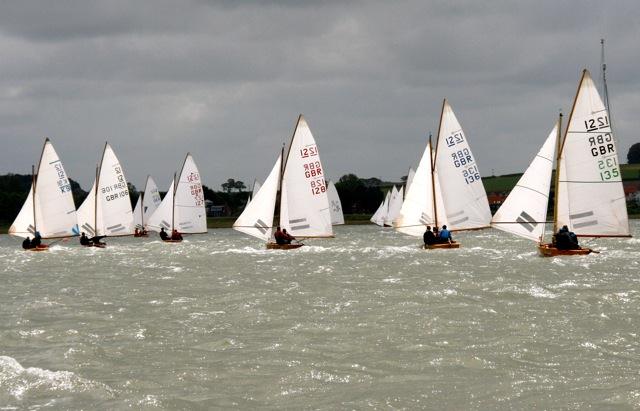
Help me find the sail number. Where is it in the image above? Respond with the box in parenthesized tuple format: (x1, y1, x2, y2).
(584, 115, 609, 132)
(445, 132, 465, 147)
(463, 165, 481, 184)
(55, 163, 72, 193)
(588, 132, 615, 157)
(598, 157, 620, 181)
(300, 146, 319, 158)
(303, 160, 326, 196)
(310, 178, 326, 195)
(452, 148, 473, 168)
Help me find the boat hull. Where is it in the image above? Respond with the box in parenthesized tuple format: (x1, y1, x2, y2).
(163, 239, 183, 243)
(266, 242, 304, 250)
(424, 242, 460, 249)
(83, 243, 106, 248)
(538, 243, 592, 257)
(134, 233, 149, 238)
(27, 244, 49, 252)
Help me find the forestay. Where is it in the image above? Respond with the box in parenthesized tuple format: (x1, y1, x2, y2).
(280, 116, 333, 237)
(434, 100, 491, 230)
(491, 125, 557, 241)
(395, 141, 447, 237)
(327, 180, 345, 225)
(556, 70, 629, 237)
(77, 143, 134, 237)
(133, 175, 162, 230)
(233, 155, 282, 241)
(9, 139, 78, 239)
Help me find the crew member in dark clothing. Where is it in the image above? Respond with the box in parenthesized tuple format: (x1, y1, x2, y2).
(159, 227, 169, 241)
(22, 237, 32, 249)
(32, 232, 42, 248)
(282, 229, 295, 244)
(171, 229, 183, 241)
(555, 225, 579, 250)
(274, 226, 285, 245)
(423, 226, 436, 246)
(91, 235, 106, 246)
(80, 232, 91, 246)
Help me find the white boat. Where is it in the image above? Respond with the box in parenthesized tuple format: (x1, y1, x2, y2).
(395, 99, 491, 244)
(327, 180, 345, 225)
(233, 115, 333, 248)
(147, 153, 207, 238)
(538, 70, 630, 256)
(9, 138, 79, 247)
(133, 175, 162, 234)
(370, 190, 390, 226)
(384, 185, 404, 227)
(76, 143, 134, 241)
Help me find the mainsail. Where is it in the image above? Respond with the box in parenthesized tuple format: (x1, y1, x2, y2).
(327, 180, 345, 225)
(385, 186, 404, 226)
(280, 115, 333, 237)
(491, 125, 557, 241)
(434, 100, 492, 230)
(77, 143, 134, 237)
(133, 175, 162, 230)
(233, 155, 282, 241)
(147, 154, 207, 234)
(9, 139, 78, 239)
(556, 70, 629, 237)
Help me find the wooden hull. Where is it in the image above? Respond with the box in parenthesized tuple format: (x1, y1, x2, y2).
(134, 233, 149, 238)
(538, 243, 592, 257)
(424, 242, 460, 249)
(163, 239, 183, 243)
(27, 244, 49, 252)
(266, 242, 304, 250)
(83, 243, 106, 248)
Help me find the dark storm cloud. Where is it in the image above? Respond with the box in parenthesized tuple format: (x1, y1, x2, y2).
(0, 0, 638, 193)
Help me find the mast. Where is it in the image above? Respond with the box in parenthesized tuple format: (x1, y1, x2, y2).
(171, 171, 177, 231)
(600, 39, 611, 114)
(552, 112, 563, 235)
(276, 144, 285, 227)
(428, 133, 438, 228)
(432, 99, 447, 228)
(31, 164, 36, 234)
(278, 115, 302, 226)
(94, 165, 99, 235)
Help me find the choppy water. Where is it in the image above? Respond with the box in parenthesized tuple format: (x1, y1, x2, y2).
(1, 223, 639, 410)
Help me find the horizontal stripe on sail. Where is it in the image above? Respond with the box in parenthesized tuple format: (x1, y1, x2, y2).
(573, 220, 598, 229)
(570, 211, 594, 219)
(291, 224, 311, 231)
(289, 218, 306, 224)
(449, 216, 469, 226)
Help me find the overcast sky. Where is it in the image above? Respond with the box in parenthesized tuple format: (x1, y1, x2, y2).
(1, 0, 638, 192)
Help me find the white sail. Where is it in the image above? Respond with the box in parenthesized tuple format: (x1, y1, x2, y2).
(405, 167, 416, 195)
(233, 155, 282, 241)
(134, 175, 162, 229)
(174, 154, 207, 234)
(371, 190, 390, 227)
(77, 143, 134, 237)
(147, 178, 174, 232)
(394, 141, 447, 237)
(385, 186, 404, 226)
(280, 115, 333, 237)
(491, 125, 557, 241)
(557, 70, 629, 237)
(252, 180, 262, 198)
(9, 139, 78, 239)
(327, 180, 345, 225)
(434, 100, 491, 230)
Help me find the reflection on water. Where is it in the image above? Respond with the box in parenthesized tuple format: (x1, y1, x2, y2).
(1, 223, 639, 409)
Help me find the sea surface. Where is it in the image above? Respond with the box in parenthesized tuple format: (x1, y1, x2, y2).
(1, 223, 639, 410)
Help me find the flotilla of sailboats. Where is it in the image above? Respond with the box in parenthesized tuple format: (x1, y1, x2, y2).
(5, 56, 634, 255)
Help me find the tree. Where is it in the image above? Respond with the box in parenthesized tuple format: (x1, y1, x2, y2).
(335, 174, 384, 214)
(221, 178, 236, 193)
(234, 180, 246, 192)
(628, 143, 640, 164)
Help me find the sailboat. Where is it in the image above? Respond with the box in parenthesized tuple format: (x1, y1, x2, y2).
(76, 143, 134, 247)
(537, 69, 630, 256)
(132, 175, 162, 237)
(147, 153, 207, 242)
(405, 167, 416, 195)
(384, 185, 404, 227)
(9, 138, 79, 250)
(327, 180, 345, 225)
(395, 99, 492, 248)
(233, 114, 333, 249)
(370, 190, 390, 226)
(491, 124, 558, 244)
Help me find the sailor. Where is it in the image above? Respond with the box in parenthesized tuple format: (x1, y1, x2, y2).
(159, 227, 169, 241)
(79, 232, 91, 246)
(91, 235, 106, 246)
(171, 229, 183, 241)
(439, 225, 452, 243)
(31, 232, 42, 248)
(282, 229, 295, 244)
(423, 226, 436, 246)
(274, 226, 285, 245)
(555, 225, 579, 250)
(134, 228, 140, 236)
(22, 236, 32, 249)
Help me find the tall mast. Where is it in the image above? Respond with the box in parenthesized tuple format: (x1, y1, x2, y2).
(276, 143, 285, 227)
(429, 134, 438, 228)
(432, 99, 447, 228)
(600, 39, 614, 133)
(94, 165, 99, 235)
(31, 164, 37, 234)
(278, 115, 302, 226)
(172, 171, 177, 231)
(552, 112, 563, 234)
